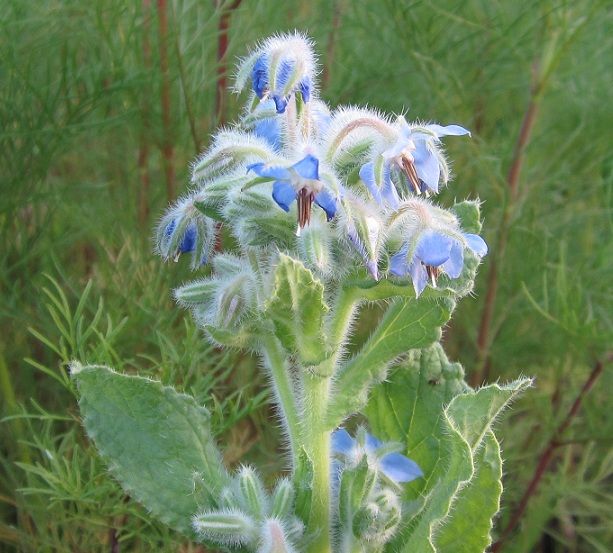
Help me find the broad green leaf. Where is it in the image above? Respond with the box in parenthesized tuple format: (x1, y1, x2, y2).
(72, 363, 229, 537)
(327, 298, 454, 428)
(265, 254, 330, 366)
(435, 430, 502, 553)
(365, 345, 531, 552)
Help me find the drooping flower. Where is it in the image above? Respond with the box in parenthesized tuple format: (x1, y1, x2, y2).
(247, 154, 339, 229)
(332, 428, 423, 484)
(390, 229, 488, 297)
(248, 35, 316, 114)
(382, 117, 470, 195)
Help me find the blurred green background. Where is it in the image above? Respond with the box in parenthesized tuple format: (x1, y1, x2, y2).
(1, 0, 611, 551)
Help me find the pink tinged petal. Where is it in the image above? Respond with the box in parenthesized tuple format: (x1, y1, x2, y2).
(314, 189, 337, 221)
(272, 181, 297, 212)
(380, 453, 423, 483)
(292, 154, 320, 180)
(247, 162, 292, 181)
(441, 240, 464, 279)
(413, 140, 440, 193)
(426, 123, 471, 138)
(332, 428, 355, 455)
(464, 233, 488, 257)
(410, 261, 428, 297)
(416, 231, 452, 267)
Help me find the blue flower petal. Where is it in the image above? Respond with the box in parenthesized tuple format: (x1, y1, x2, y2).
(381, 167, 400, 209)
(426, 124, 471, 138)
(275, 59, 294, 91)
(380, 452, 423, 483)
(273, 95, 288, 114)
(382, 139, 407, 160)
(359, 162, 383, 205)
(365, 433, 382, 453)
(390, 246, 409, 276)
(413, 140, 440, 193)
(254, 117, 282, 151)
(442, 240, 464, 279)
(300, 76, 311, 103)
(272, 181, 297, 212)
(247, 162, 292, 181)
(415, 231, 452, 267)
(332, 428, 356, 456)
(252, 55, 269, 99)
(314, 189, 337, 221)
(180, 224, 196, 253)
(164, 219, 176, 237)
(410, 260, 428, 297)
(464, 233, 488, 257)
(292, 154, 319, 180)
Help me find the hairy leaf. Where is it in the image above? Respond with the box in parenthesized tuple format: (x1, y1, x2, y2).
(72, 363, 229, 537)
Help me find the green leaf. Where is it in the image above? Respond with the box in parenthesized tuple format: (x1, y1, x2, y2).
(71, 363, 229, 538)
(265, 254, 330, 366)
(327, 298, 455, 428)
(364, 345, 531, 553)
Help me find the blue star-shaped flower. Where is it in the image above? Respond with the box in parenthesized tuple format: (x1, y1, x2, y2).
(382, 119, 470, 196)
(390, 230, 488, 297)
(332, 428, 423, 484)
(247, 154, 338, 228)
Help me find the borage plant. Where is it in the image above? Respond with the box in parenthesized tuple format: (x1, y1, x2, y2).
(71, 34, 530, 553)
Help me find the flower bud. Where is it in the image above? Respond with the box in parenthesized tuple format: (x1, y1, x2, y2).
(258, 519, 297, 553)
(237, 465, 268, 519)
(192, 509, 258, 546)
(270, 478, 295, 519)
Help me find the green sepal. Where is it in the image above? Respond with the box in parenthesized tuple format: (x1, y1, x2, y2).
(265, 254, 331, 366)
(71, 363, 229, 538)
(452, 200, 483, 234)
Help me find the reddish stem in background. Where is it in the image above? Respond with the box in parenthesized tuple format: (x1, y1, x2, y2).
(491, 356, 608, 552)
(157, 0, 175, 201)
(322, 0, 345, 90)
(471, 64, 541, 387)
(138, 0, 152, 225)
(215, 0, 242, 125)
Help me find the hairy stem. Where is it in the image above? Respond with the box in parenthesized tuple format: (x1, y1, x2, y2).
(304, 374, 332, 553)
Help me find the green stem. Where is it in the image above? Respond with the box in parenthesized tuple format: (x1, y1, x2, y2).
(304, 374, 332, 553)
(260, 334, 301, 466)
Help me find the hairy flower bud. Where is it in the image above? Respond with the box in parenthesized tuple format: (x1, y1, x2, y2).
(192, 509, 258, 546)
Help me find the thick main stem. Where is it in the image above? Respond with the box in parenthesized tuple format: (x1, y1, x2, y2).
(304, 375, 332, 553)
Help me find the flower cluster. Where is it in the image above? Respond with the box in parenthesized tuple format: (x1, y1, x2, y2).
(157, 32, 488, 304)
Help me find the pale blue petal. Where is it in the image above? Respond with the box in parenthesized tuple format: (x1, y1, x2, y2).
(413, 140, 440, 193)
(426, 123, 471, 138)
(442, 240, 464, 279)
(381, 166, 400, 209)
(314, 189, 337, 221)
(410, 260, 428, 297)
(464, 233, 488, 257)
(365, 433, 382, 453)
(390, 246, 409, 276)
(359, 162, 383, 205)
(272, 181, 296, 212)
(254, 118, 281, 151)
(292, 154, 319, 180)
(332, 428, 355, 455)
(247, 162, 291, 181)
(416, 231, 452, 267)
(380, 453, 423, 483)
